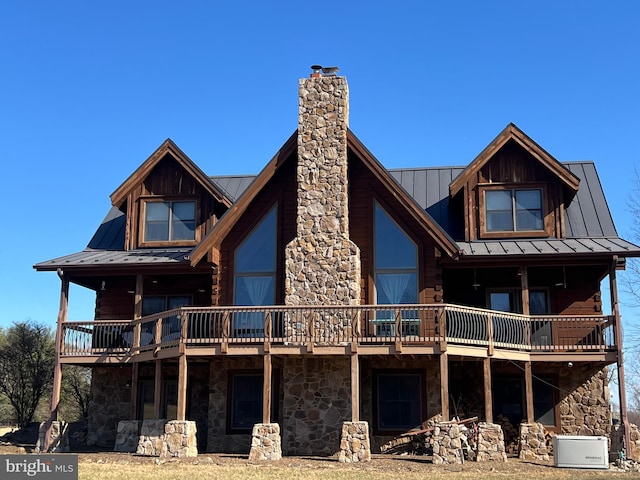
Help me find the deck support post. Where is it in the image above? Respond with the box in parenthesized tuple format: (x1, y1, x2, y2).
(611, 256, 631, 456)
(131, 274, 143, 419)
(483, 358, 493, 423)
(524, 361, 534, 423)
(177, 354, 188, 421)
(440, 351, 449, 420)
(520, 266, 530, 316)
(154, 360, 162, 418)
(263, 354, 272, 424)
(44, 269, 68, 452)
(351, 354, 359, 421)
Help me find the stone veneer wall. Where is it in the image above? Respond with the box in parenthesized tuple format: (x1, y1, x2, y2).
(360, 357, 441, 452)
(282, 357, 351, 456)
(87, 366, 132, 447)
(284, 74, 361, 335)
(559, 367, 611, 437)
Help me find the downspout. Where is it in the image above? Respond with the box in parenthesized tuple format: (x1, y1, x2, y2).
(610, 256, 631, 457)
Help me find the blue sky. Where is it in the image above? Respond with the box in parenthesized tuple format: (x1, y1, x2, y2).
(1, 1, 639, 332)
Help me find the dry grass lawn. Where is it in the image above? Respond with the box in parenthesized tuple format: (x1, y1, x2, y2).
(0, 443, 635, 480)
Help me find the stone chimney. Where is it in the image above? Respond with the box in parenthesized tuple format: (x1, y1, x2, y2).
(284, 67, 361, 308)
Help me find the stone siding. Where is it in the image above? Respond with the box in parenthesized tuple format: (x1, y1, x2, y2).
(559, 367, 611, 437)
(136, 419, 166, 456)
(114, 420, 141, 452)
(87, 366, 132, 447)
(282, 357, 351, 456)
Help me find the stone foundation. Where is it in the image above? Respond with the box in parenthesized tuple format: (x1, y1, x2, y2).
(248, 423, 282, 461)
(472, 423, 507, 462)
(87, 366, 132, 447)
(136, 419, 166, 456)
(36, 421, 70, 453)
(338, 421, 371, 463)
(161, 420, 198, 458)
(518, 423, 549, 461)
(432, 422, 465, 464)
(559, 367, 611, 437)
(114, 420, 141, 452)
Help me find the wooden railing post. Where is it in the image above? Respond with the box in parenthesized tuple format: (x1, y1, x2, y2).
(264, 312, 272, 353)
(395, 308, 402, 353)
(487, 312, 494, 356)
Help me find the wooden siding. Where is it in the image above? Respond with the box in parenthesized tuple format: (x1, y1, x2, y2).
(122, 154, 227, 250)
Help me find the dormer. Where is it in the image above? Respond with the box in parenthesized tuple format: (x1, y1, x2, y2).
(110, 139, 232, 251)
(449, 124, 580, 241)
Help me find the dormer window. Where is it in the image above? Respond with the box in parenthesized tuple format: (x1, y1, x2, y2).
(142, 199, 196, 244)
(481, 187, 546, 237)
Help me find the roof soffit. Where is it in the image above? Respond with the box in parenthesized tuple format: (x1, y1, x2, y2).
(449, 123, 581, 197)
(109, 138, 233, 209)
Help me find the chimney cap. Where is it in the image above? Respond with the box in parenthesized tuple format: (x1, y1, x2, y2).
(310, 65, 323, 73)
(322, 66, 339, 75)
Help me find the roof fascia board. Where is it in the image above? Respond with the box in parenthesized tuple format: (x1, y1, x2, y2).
(110, 138, 232, 208)
(449, 123, 580, 197)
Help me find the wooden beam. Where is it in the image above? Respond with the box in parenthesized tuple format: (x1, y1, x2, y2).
(520, 266, 530, 316)
(130, 363, 139, 419)
(263, 354, 272, 424)
(351, 354, 359, 421)
(440, 352, 449, 420)
(483, 358, 493, 423)
(44, 270, 68, 452)
(177, 355, 188, 421)
(611, 256, 631, 455)
(524, 361, 534, 423)
(154, 360, 162, 418)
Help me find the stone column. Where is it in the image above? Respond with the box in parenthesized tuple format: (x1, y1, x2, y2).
(161, 420, 198, 458)
(114, 420, 141, 452)
(432, 422, 465, 464)
(472, 422, 507, 462)
(248, 423, 282, 461)
(136, 419, 166, 456)
(36, 421, 69, 453)
(338, 421, 371, 463)
(518, 422, 550, 461)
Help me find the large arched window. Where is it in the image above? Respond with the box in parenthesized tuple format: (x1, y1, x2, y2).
(233, 205, 277, 337)
(374, 202, 418, 335)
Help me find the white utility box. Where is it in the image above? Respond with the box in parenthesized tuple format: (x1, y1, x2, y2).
(553, 435, 608, 469)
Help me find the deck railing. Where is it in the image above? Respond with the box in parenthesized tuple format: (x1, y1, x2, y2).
(59, 304, 616, 357)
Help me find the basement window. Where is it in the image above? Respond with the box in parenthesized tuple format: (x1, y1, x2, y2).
(375, 372, 423, 432)
(228, 373, 263, 432)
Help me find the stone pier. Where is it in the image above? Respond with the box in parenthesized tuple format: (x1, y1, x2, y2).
(338, 421, 371, 463)
(472, 422, 507, 462)
(161, 420, 198, 458)
(518, 422, 550, 461)
(248, 423, 282, 461)
(432, 422, 465, 464)
(114, 420, 141, 452)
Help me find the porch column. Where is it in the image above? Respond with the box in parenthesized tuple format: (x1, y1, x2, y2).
(611, 256, 631, 455)
(524, 361, 534, 423)
(177, 354, 188, 421)
(440, 351, 449, 420)
(154, 360, 162, 418)
(351, 354, 359, 421)
(44, 269, 68, 452)
(483, 358, 493, 423)
(263, 354, 272, 424)
(131, 274, 143, 419)
(519, 266, 530, 316)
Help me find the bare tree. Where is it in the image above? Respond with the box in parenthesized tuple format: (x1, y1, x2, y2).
(0, 322, 55, 427)
(61, 365, 91, 420)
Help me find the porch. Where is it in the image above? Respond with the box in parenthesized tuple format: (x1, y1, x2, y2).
(58, 303, 617, 363)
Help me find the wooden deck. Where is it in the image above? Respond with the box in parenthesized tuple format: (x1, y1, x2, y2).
(58, 304, 617, 364)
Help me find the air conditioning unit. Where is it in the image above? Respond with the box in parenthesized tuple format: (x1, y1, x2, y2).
(553, 435, 608, 469)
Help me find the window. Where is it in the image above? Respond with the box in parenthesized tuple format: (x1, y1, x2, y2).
(136, 377, 177, 420)
(234, 205, 277, 337)
(142, 295, 191, 341)
(229, 373, 263, 432)
(144, 200, 196, 242)
(373, 202, 419, 336)
(485, 189, 543, 233)
(375, 372, 423, 431)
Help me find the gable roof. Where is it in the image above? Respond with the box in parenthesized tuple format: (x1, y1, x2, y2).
(449, 123, 581, 198)
(110, 138, 233, 209)
(189, 130, 461, 266)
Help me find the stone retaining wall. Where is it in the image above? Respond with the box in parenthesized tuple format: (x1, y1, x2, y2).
(338, 421, 371, 463)
(248, 423, 282, 461)
(519, 422, 549, 461)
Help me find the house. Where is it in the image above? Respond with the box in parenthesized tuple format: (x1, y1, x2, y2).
(35, 67, 640, 458)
